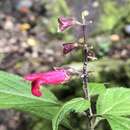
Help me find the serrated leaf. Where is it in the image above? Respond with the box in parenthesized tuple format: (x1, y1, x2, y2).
(52, 98, 90, 130)
(89, 83, 106, 96)
(105, 116, 130, 130)
(0, 71, 60, 120)
(96, 88, 130, 116)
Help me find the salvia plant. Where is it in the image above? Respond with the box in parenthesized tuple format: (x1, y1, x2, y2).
(0, 10, 130, 130)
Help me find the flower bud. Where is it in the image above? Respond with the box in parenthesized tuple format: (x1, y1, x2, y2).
(63, 43, 78, 54)
(58, 17, 76, 32)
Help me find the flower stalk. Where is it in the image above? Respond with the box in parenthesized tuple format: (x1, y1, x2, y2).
(24, 9, 96, 129)
(81, 11, 94, 130)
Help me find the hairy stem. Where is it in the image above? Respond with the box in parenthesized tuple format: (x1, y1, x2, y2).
(82, 25, 94, 130)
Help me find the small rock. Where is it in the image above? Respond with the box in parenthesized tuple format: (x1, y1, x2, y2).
(4, 17, 14, 30)
(110, 34, 120, 42)
(124, 25, 130, 35)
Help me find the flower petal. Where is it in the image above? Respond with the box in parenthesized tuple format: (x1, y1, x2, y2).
(24, 69, 71, 97)
(24, 73, 43, 81)
(31, 80, 42, 97)
(40, 69, 70, 85)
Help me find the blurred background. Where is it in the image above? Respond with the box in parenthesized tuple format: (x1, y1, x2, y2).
(0, 0, 130, 130)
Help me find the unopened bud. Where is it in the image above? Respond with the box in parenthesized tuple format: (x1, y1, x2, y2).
(63, 43, 79, 54)
(81, 10, 89, 24)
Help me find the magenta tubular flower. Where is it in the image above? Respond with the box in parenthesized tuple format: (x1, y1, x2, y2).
(58, 17, 76, 32)
(63, 43, 78, 54)
(24, 69, 70, 97)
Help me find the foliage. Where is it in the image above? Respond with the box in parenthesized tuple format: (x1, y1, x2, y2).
(1, 70, 130, 130)
(88, 83, 106, 96)
(52, 98, 90, 130)
(96, 87, 130, 130)
(0, 71, 60, 120)
(105, 116, 130, 130)
(98, 0, 130, 33)
(97, 88, 130, 116)
(0, 70, 104, 130)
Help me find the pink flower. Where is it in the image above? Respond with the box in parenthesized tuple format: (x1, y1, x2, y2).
(24, 69, 70, 97)
(58, 17, 76, 32)
(63, 43, 78, 54)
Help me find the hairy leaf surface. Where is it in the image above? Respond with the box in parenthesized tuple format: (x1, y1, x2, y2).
(52, 98, 90, 130)
(0, 71, 60, 120)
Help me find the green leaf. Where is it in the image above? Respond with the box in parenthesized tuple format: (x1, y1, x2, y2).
(105, 116, 130, 130)
(96, 88, 130, 116)
(96, 88, 130, 130)
(89, 83, 106, 96)
(0, 71, 60, 120)
(52, 98, 90, 130)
